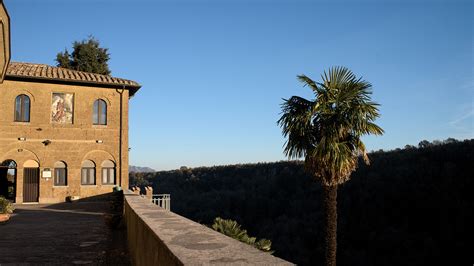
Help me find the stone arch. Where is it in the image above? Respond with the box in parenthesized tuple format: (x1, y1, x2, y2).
(0, 148, 41, 167)
(13, 89, 36, 103)
(54, 161, 67, 168)
(81, 159, 96, 168)
(1, 159, 17, 168)
(91, 96, 111, 107)
(81, 149, 116, 163)
(101, 159, 116, 167)
(23, 160, 39, 168)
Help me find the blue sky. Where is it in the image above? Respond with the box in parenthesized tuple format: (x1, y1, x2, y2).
(7, 0, 473, 170)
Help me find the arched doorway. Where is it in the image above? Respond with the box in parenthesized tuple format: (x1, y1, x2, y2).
(23, 160, 40, 203)
(0, 160, 17, 202)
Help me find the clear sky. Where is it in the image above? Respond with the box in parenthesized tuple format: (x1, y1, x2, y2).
(6, 0, 473, 170)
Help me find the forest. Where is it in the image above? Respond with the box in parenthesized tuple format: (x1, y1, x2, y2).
(130, 139, 473, 265)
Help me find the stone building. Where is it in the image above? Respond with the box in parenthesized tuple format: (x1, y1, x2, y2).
(0, 62, 140, 203)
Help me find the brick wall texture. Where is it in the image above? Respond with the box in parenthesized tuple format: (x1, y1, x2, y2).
(0, 80, 130, 203)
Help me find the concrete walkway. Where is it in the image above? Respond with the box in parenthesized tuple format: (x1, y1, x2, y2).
(0, 202, 128, 265)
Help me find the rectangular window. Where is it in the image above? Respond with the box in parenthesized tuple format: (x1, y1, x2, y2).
(15, 99, 21, 121)
(54, 168, 67, 186)
(93, 101, 99, 124)
(100, 107, 107, 125)
(81, 168, 87, 184)
(88, 168, 95, 184)
(102, 168, 115, 185)
(81, 168, 95, 185)
(24, 102, 30, 122)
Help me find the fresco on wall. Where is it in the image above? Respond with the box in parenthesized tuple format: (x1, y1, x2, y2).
(51, 93, 74, 124)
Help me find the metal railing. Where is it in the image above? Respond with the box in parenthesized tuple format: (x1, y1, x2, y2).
(151, 194, 171, 211)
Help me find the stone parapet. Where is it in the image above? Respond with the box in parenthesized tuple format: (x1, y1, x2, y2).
(123, 190, 293, 266)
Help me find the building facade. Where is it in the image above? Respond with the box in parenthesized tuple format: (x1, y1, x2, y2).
(0, 62, 140, 203)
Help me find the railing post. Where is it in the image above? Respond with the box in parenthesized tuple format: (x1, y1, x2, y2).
(145, 186, 153, 201)
(151, 194, 171, 211)
(131, 186, 141, 195)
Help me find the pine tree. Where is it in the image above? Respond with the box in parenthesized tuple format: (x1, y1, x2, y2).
(56, 36, 111, 75)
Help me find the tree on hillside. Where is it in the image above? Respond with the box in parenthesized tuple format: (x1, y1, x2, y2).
(278, 67, 384, 266)
(56, 36, 111, 75)
(418, 140, 431, 148)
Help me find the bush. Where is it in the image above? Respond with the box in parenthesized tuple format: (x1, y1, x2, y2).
(0, 196, 14, 214)
(212, 217, 273, 253)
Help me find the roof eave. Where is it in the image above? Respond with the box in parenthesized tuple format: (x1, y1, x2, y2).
(5, 74, 141, 96)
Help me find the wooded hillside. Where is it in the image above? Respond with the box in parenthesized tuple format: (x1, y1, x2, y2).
(130, 139, 473, 265)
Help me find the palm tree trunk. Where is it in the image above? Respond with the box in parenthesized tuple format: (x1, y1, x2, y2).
(323, 185, 338, 266)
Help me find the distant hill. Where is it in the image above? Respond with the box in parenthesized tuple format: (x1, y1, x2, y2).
(129, 165, 155, 173)
(130, 139, 473, 265)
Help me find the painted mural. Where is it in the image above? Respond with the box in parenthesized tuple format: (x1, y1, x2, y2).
(51, 93, 74, 124)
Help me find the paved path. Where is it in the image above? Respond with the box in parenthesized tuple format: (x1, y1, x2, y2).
(0, 202, 126, 265)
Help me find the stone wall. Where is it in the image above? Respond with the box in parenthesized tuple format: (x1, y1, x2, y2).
(124, 191, 293, 265)
(0, 80, 130, 203)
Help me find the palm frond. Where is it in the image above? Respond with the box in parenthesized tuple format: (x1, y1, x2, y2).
(278, 96, 316, 159)
(279, 66, 384, 186)
(297, 74, 325, 96)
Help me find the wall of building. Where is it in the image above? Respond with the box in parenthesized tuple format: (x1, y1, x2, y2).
(0, 79, 130, 203)
(124, 191, 293, 266)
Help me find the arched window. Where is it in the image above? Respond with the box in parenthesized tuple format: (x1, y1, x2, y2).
(14, 94, 30, 122)
(54, 161, 67, 186)
(101, 160, 115, 185)
(93, 99, 107, 125)
(81, 160, 96, 185)
(1, 160, 17, 168)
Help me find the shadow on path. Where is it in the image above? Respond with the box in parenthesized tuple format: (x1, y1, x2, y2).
(0, 195, 130, 265)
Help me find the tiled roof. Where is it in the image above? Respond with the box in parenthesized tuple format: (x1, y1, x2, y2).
(5, 62, 141, 95)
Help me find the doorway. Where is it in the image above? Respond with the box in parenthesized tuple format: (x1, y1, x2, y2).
(23, 160, 40, 203)
(0, 160, 17, 202)
(23, 168, 39, 203)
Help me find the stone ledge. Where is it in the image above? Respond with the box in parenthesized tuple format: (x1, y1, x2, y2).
(124, 191, 293, 265)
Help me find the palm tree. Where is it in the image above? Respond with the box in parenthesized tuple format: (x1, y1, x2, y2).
(278, 67, 383, 266)
(212, 217, 273, 253)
